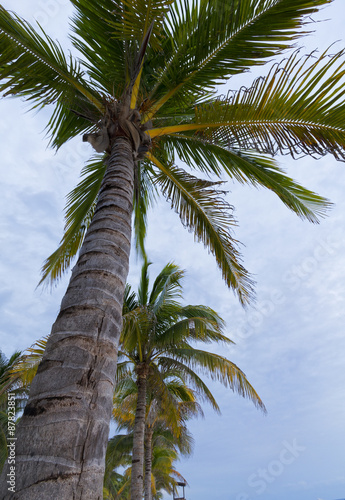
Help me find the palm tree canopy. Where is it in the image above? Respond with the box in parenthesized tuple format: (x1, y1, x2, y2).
(1, 0, 345, 304)
(118, 260, 266, 412)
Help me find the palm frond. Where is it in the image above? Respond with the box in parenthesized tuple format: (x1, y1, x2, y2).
(69, 0, 127, 95)
(109, 0, 174, 52)
(133, 161, 157, 258)
(121, 307, 152, 356)
(9, 337, 47, 390)
(123, 284, 139, 313)
(166, 348, 266, 412)
(163, 135, 331, 223)
(154, 315, 231, 348)
(138, 258, 152, 306)
(0, 7, 102, 111)
(146, 0, 332, 117)
(148, 154, 254, 305)
(39, 157, 105, 286)
(149, 262, 184, 311)
(158, 356, 220, 412)
(189, 49, 345, 163)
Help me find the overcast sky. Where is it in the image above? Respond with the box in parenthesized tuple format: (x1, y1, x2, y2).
(0, 1, 345, 500)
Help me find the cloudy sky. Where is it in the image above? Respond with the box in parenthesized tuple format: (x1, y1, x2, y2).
(1, 1, 345, 499)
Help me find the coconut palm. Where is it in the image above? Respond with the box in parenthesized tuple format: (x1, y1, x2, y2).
(117, 260, 265, 499)
(0, 340, 52, 473)
(0, 350, 25, 473)
(103, 433, 133, 499)
(113, 368, 199, 500)
(104, 428, 187, 500)
(2, 1, 345, 497)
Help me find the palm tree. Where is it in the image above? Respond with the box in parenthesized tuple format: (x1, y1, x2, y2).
(104, 426, 188, 500)
(117, 260, 265, 499)
(0, 350, 25, 473)
(1, 1, 345, 497)
(0, 341, 50, 474)
(104, 433, 133, 499)
(113, 368, 199, 500)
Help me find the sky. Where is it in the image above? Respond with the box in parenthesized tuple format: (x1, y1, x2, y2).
(0, 1, 344, 500)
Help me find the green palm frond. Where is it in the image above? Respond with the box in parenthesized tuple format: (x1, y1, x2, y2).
(69, 1, 127, 95)
(137, 258, 152, 306)
(149, 262, 184, 312)
(133, 161, 157, 258)
(109, 0, 174, 52)
(106, 433, 133, 468)
(121, 307, 152, 356)
(147, 0, 332, 116)
(154, 315, 231, 348)
(147, 367, 181, 432)
(167, 347, 266, 412)
(149, 156, 254, 305)
(123, 284, 139, 313)
(165, 135, 331, 223)
(158, 356, 221, 412)
(114, 360, 135, 384)
(190, 49, 345, 163)
(0, 7, 102, 111)
(9, 337, 47, 390)
(40, 157, 105, 285)
(0, 351, 22, 398)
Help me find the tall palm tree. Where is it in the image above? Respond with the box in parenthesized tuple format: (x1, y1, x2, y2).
(1, 1, 345, 497)
(118, 260, 265, 499)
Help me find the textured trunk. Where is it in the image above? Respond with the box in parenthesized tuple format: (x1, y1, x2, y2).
(131, 366, 148, 500)
(143, 428, 153, 500)
(0, 137, 134, 499)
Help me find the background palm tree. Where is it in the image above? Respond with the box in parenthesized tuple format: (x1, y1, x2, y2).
(117, 260, 265, 499)
(2, 1, 345, 497)
(0, 350, 26, 473)
(113, 368, 199, 500)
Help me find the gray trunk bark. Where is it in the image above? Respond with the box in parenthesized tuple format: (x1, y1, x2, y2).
(131, 366, 148, 500)
(143, 428, 153, 500)
(0, 137, 134, 499)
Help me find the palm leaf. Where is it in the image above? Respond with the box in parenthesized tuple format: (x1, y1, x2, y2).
(155, 315, 231, 348)
(0, 7, 102, 110)
(189, 49, 345, 162)
(40, 158, 105, 285)
(133, 161, 157, 258)
(150, 264, 184, 316)
(123, 284, 139, 313)
(149, 263, 183, 307)
(164, 348, 266, 412)
(158, 356, 220, 412)
(69, 0, 127, 95)
(162, 135, 331, 223)
(137, 258, 152, 306)
(146, 0, 332, 118)
(109, 0, 174, 51)
(148, 154, 254, 305)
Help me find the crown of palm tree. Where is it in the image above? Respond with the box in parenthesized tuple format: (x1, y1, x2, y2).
(1, 0, 344, 304)
(119, 260, 266, 411)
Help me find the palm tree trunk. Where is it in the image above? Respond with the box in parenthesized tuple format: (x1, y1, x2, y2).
(144, 428, 153, 500)
(131, 364, 148, 500)
(0, 136, 134, 500)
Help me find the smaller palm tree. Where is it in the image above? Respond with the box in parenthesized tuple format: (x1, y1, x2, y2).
(118, 260, 266, 500)
(113, 369, 199, 500)
(0, 350, 27, 472)
(103, 433, 133, 499)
